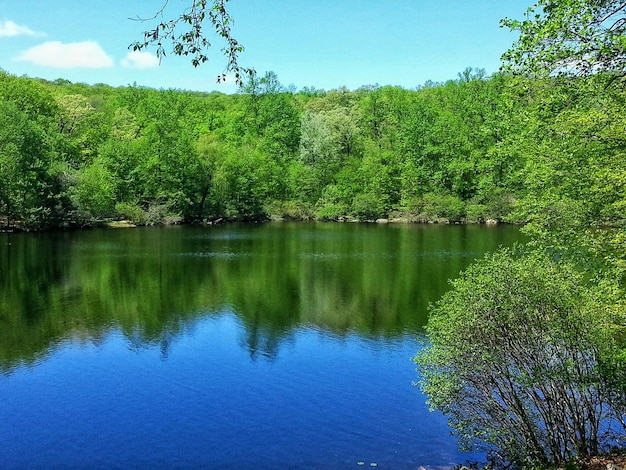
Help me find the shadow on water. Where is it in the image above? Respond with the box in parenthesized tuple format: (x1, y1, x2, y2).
(0, 222, 525, 371)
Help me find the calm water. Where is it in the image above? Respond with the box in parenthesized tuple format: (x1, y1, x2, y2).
(0, 222, 524, 469)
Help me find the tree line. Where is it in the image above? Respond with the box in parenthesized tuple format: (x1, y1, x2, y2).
(2, 67, 623, 231)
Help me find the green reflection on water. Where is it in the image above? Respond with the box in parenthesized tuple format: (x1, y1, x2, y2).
(0, 223, 524, 369)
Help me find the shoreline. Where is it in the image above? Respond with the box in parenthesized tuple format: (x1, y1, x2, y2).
(0, 215, 510, 234)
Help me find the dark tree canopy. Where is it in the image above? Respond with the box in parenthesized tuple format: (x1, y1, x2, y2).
(130, 0, 252, 84)
(501, 0, 626, 78)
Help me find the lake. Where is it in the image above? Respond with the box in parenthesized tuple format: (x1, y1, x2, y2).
(0, 222, 524, 469)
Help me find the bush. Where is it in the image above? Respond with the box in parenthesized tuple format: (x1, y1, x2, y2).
(315, 184, 350, 221)
(483, 189, 515, 221)
(72, 159, 116, 218)
(464, 190, 516, 223)
(264, 200, 314, 221)
(352, 193, 387, 221)
(420, 192, 465, 222)
(144, 201, 182, 226)
(315, 202, 347, 221)
(414, 249, 626, 468)
(115, 202, 147, 225)
(464, 201, 486, 223)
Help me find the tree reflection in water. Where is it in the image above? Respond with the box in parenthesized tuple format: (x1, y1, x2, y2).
(0, 222, 524, 371)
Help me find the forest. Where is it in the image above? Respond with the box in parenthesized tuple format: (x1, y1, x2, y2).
(0, 67, 623, 232)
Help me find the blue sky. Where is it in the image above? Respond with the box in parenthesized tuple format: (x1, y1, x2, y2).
(0, 0, 530, 93)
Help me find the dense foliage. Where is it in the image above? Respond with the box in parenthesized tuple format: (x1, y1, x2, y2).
(501, 0, 626, 78)
(415, 249, 626, 467)
(2, 57, 626, 466)
(2, 67, 624, 233)
(415, 1, 626, 464)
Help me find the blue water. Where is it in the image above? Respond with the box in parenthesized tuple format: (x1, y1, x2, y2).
(0, 313, 474, 469)
(0, 223, 524, 468)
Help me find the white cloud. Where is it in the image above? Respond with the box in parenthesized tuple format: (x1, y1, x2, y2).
(121, 51, 159, 69)
(16, 41, 114, 68)
(0, 20, 43, 37)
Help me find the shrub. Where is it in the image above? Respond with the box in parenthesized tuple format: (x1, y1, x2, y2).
(264, 200, 314, 221)
(414, 249, 626, 468)
(115, 202, 147, 225)
(420, 192, 465, 222)
(464, 201, 486, 223)
(352, 193, 387, 221)
(315, 202, 347, 221)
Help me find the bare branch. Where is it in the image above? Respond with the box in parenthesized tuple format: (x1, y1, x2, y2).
(129, 0, 170, 22)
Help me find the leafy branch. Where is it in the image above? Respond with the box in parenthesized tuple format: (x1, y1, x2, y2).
(501, 0, 626, 79)
(129, 0, 253, 85)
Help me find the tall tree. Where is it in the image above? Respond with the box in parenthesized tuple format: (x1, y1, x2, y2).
(0, 101, 58, 228)
(415, 2, 626, 466)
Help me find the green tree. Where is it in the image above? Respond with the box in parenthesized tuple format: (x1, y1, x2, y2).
(111, 88, 204, 222)
(0, 72, 59, 125)
(0, 101, 59, 228)
(416, 2, 626, 463)
(415, 249, 626, 468)
(298, 106, 361, 183)
(214, 148, 278, 220)
(55, 93, 107, 165)
(240, 71, 301, 163)
(504, 75, 626, 273)
(189, 133, 228, 220)
(70, 157, 116, 219)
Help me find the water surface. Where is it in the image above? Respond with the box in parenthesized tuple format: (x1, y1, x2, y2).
(0, 223, 524, 469)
